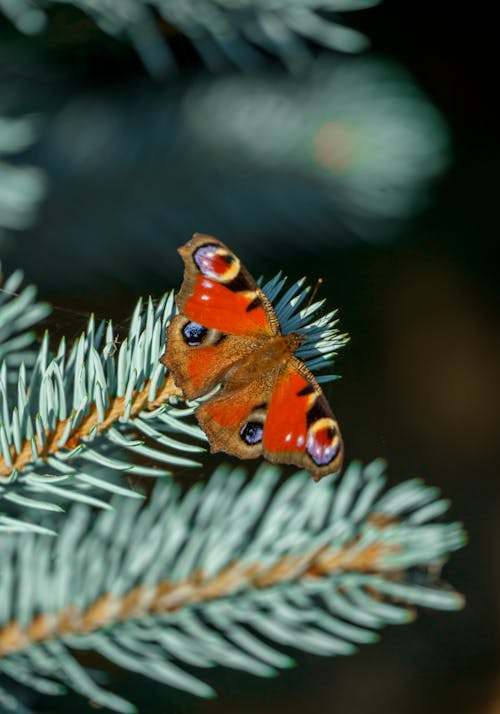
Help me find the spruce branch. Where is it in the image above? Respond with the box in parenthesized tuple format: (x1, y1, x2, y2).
(0, 460, 465, 713)
(0, 265, 50, 366)
(0, 271, 347, 532)
(0, 0, 380, 78)
(0, 291, 202, 532)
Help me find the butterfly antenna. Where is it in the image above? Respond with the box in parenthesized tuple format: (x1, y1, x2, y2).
(305, 278, 323, 311)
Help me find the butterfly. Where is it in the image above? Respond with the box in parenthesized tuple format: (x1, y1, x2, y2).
(161, 234, 343, 481)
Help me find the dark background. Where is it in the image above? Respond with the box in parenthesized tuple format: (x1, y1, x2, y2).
(1, 1, 499, 712)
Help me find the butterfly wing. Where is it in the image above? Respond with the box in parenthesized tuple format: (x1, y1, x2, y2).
(262, 357, 343, 481)
(196, 369, 276, 460)
(195, 356, 342, 481)
(164, 316, 262, 401)
(162, 234, 279, 400)
(175, 233, 279, 336)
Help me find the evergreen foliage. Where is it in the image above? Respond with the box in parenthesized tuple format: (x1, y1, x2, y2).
(0, 3, 466, 709)
(0, 265, 50, 365)
(0, 460, 465, 713)
(0, 0, 380, 77)
(0, 260, 465, 712)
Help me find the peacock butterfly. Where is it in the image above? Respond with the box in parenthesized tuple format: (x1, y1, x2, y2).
(161, 234, 343, 481)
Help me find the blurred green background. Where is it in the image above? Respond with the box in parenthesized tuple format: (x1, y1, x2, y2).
(1, 0, 498, 712)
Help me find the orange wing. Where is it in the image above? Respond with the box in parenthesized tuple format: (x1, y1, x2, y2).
(195, 356, 342, 482)
(196, 371, 275, 461)
(162, 234, 278, 400)
(175, 234, 279, 337)
(263, 358, 343, 481)
(163, 315, 263, 400)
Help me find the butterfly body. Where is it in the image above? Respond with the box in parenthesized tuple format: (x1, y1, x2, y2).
(224, 333, 303, 384)
(162, 234, 343, 481)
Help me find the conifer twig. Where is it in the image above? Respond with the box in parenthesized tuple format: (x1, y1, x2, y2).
(0, 0, 379, 78)
(0, 460, 465, 713)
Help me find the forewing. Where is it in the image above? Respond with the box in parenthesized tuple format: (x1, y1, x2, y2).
(176, 233, 279, 337)
(263, 357, 343, 481)
(162, 315, 259, 401)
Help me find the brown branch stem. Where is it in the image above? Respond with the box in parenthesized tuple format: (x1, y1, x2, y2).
(0, 375, 182, 478)
(0, 537, 398, 658)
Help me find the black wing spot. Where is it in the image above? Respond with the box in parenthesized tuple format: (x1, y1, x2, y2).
(225, 271, 251, 293)
(246, 295, 262, 313)
(297, 383, 315, 397)
(240, 421, 264, 445)
(306, 397, 330, 427)
(182, 321, 208, 346)
(213, 333, 227, 345)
